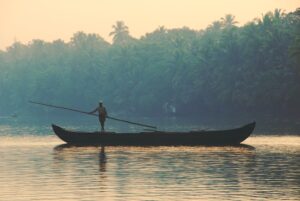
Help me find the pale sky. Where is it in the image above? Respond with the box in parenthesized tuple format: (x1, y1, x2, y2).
(0, 0, 299, 50)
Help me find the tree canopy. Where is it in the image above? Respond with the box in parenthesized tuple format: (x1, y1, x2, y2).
(0, 9, 299, 121)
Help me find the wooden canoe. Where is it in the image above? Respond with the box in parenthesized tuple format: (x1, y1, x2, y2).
(52, 122, 255, 146)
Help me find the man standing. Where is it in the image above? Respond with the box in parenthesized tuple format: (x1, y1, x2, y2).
(89, 101, 107, 132)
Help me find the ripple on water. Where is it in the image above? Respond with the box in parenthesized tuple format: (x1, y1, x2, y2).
(0, 134, 299, 200)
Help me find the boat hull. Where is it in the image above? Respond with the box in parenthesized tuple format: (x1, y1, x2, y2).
(52, 122, 256, 146)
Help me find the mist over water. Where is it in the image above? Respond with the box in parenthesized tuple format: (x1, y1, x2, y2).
(0, 120, 299, 201)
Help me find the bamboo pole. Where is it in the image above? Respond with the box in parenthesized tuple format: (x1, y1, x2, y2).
(29, 100, 157, 129)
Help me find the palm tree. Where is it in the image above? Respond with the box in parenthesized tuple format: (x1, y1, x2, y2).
(155, 26, 167, 34)
(109, 21, 130, 44)
(207, 20, 223, 31)
(221, 14, 238, 28)
(273, 9, 285, 21)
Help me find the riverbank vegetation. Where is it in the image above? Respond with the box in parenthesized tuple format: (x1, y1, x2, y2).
(0, 9, 299, 121)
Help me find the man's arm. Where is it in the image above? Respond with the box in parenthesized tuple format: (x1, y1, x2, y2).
(89, 107, 98, 114)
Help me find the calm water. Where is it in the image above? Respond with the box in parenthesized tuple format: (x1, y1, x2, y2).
(0, 121, 299, 201)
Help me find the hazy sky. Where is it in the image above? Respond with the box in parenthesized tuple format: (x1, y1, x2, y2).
(0, 0, 299, 50)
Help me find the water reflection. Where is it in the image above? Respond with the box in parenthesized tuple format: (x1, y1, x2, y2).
(0, 134, 298, 201)
(53, 144, 256, 199)
(53, 144, 255, 176)
(99, 146, 107, 172)
(50, 143, 300, 200)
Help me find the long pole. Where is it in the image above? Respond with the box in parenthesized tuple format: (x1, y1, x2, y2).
(29, 100, 157, 129)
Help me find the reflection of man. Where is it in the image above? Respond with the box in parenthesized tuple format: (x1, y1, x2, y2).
(99, 146, 106, 172)
(89, 101, 107, 132)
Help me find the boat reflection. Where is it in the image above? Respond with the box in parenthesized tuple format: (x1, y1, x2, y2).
(53, 143, 255, 175)
(54, 143, 255, 150)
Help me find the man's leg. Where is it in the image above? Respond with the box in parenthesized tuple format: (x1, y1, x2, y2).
(100, 120, 105, 132)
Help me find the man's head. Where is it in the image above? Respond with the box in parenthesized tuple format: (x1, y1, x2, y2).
(99, 101, 103, 106)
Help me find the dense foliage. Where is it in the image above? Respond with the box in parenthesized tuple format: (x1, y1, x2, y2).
(0, 9, 299, 120)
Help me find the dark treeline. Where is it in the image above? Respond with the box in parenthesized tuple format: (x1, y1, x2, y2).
(0, 9, 299, 120)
